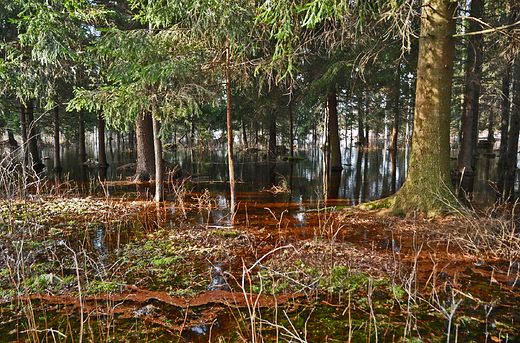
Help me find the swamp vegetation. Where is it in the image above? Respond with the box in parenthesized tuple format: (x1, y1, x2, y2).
(0, 147, 520, 342)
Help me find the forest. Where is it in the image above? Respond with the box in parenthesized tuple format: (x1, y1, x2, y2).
(0, 0, 520, 342)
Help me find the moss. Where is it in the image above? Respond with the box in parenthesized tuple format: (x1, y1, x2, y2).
(151, 256, 175, 267)
(211, 230, 239, 238)
(358, 197, 391, 211)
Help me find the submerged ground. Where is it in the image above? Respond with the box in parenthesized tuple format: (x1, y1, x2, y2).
(1, 183, 520, 342)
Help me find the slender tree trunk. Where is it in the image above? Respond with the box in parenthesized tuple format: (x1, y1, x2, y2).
(25, 100, 44, 172)
(390, 64, 401, 151)
(487, 109, 494, 153)
(135, 111, 155, 182)
(390, 0, 457, 216)
(19, 102, 28, 171)
(328, 87, 343, 171)
(242, 119, 248, 150)
(269, 112, 277, 161)
(152, 99, 164, 202)
(504, 57, 520, 201)
(53, 104, 62, 183)
(357, 92, 365, 145)
(457, 0, 484, 197)
(225, 46, 236, 216)
(97, 111, 109, 182)
(78, 111, 86, 163)
(497, 9, 516, 202)
(365, 124, 370, 147)
(289, 100, 294, 157)
(269, 111, 277, 186)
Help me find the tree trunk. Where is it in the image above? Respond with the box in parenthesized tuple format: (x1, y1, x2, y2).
(19, 102, 28, 171)
(226, 46, 236, 216)
(53, 104, 62, 183)
(457, 0, 484, 197)
(496, 9, 516, 202)
(78, 111, 86, 163)
(390, 0, 457, 216)
(289, 100, 294, 157)
(135, 111, 155, 182)
(365, 124, 369, 147)
(152, 100, 164, 202)
(328, 87, 342, 171)
(25, 101, 45, 172)
(487, 109, 494, 153)
(242, 119, 248, 150)
(97, 111, 109, 182)
(357, 92, 365, 145)
(269, 111, 277, 186)
(390, 64, 400, 151)
(504, 57, 520, 201)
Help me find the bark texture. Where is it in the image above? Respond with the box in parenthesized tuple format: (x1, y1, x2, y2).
(390, 0, 457, 216)
(135, 111, 155, 182)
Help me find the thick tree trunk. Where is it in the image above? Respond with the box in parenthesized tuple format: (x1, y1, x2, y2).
(135, 111, 155, 182)
(504, 57, 520, 201)
(25, 101, 45, 172)
(457, 0, 484, 197)
(225, 47, 236, 216)
(390, 0, 457, 216)
(328, 88, 342, 171)
(152, 100, 164, 202)
(53, 104, 62, 183)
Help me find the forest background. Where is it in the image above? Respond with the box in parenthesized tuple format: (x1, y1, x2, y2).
(0, 0, 519, 215)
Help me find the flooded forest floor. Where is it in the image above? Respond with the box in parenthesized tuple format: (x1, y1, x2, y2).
(1, 185, 520, 342)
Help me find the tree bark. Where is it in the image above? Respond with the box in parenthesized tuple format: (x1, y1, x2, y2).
(457, 0, 484, 197)
(328, 87, 342, 171)
(226, 46, 236, 216)
(390, 0, 457, 216)
(135, 111, 155, 182)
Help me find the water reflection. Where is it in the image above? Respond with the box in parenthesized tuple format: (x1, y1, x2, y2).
(40, 144, 500, 208)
